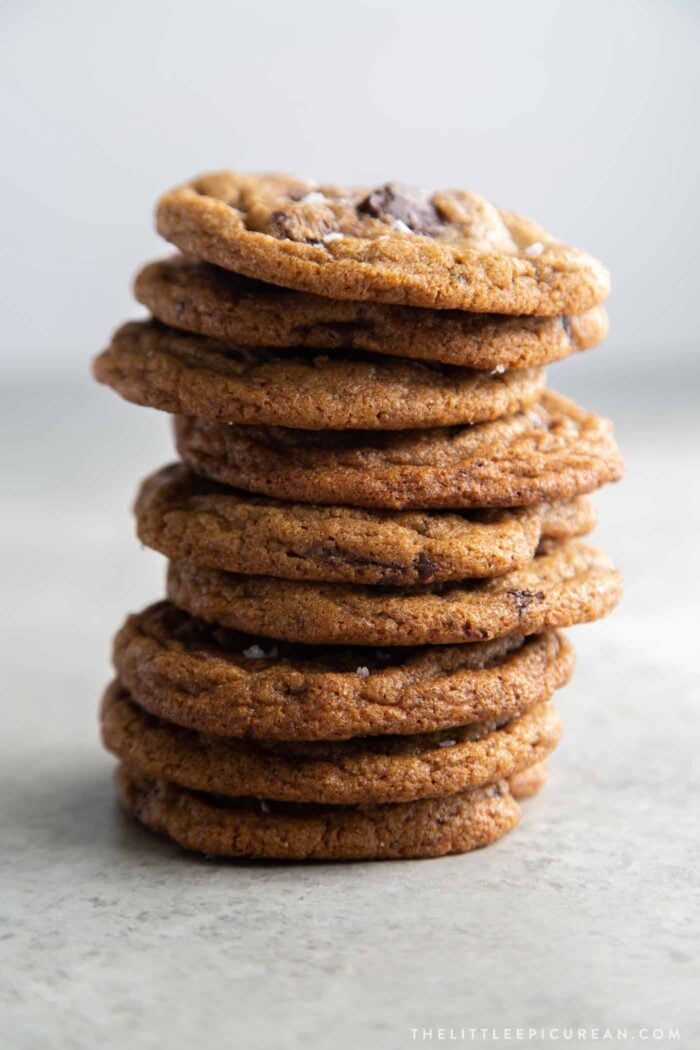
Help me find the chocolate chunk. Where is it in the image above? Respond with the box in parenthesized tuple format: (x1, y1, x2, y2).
(271, 210, 296, 237)
(291, 320, 373, 350)
(357, 182, 443, 236)
(270, 211, 329, 244)
(506, 588, 545, 614)
(302, 543, 407, 583)
(462, 627, 490, 641)
(416, 551, 440, 582)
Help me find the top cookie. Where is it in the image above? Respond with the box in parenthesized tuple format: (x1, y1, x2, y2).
(135, 257, 608, 370)
(155, 172, 610, 314)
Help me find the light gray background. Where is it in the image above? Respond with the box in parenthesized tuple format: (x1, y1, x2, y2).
(1, 0, 699, 376)
(1, 2, 699, 1048)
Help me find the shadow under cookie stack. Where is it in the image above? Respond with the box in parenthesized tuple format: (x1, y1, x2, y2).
(94, 172, 623, 861)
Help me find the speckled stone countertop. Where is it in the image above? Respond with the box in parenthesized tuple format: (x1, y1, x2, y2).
(1, 365, 698, 1049)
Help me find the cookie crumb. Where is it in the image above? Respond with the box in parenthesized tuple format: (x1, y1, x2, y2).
(356, 666, 370, 678)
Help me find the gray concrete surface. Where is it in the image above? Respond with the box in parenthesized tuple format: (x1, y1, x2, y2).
(1, 369, 698, 1048)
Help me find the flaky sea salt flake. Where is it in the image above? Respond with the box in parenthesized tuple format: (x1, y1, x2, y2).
(300, 191, 327, 205)
(243, 644, 267, 659)
(243, 644, 278, 659)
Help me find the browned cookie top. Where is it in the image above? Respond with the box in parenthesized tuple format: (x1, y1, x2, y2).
(166, 540, 622, 646)
(116, 765, 523, 860)
(135, 256, 608, 369)
(93, 320, 544, 430)
(113, 603, 573, 739)
(175, 391, 624, 510)
(156, 172, 610, 314)
(102, 682, 561, 805)
(135, 464, 596, 585)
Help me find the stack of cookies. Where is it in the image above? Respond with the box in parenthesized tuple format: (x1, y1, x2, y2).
(94, 172, 623, 861)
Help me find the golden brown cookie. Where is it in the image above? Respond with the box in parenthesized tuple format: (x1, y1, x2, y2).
(102, 682, 561, 805)
(174, 391, 624, 510)
(156, 173, 610, 314)
(116, 765, 524, 860)
(92, 320, 545, 430)
(113, 604, 573, 740)
(507, 760, 549, 800)
(135, 256, 608, 369)
(135, 464, 596, 585)
(166, 540, 621, 646)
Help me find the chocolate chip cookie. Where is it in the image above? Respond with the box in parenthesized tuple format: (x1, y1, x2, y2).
(102, 682, 561, 805)
(156, 172, 610, 314)
(175, 391, 623, 510)
(113, 603, 573, 739)
(135, 256, 608, 369)
(93, 320, 545, 430)
(508, 761, 549, 800)
(165, 540, 621, 646)
(116, 765, 526, 859)
(135, 464, 596, 585)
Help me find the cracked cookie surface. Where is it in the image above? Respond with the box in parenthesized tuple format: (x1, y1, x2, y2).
(175, 391, 624, 510)
(165, 540, 622, 646)
(93, 320, 544, 430)
(113, 604, 573, 739)
(135, 256, 608, 368)
(102, 682, 561, 805)
(135, 464, 596, 585)
(156, 172, 610, 314)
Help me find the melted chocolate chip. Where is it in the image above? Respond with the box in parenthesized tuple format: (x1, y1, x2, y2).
(270, 210, 295, 237)
(357, 181, 443, 236)
(206, 793, 336, 816)
(270, 211, 329, 244)
(291, 320, 373, 349)
(462, 626, 490, 641)
(416, 551, 440, 582)
(506, 588, 545, 615)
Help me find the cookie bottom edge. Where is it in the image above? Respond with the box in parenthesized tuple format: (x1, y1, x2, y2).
(115, 763, 549, 861)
